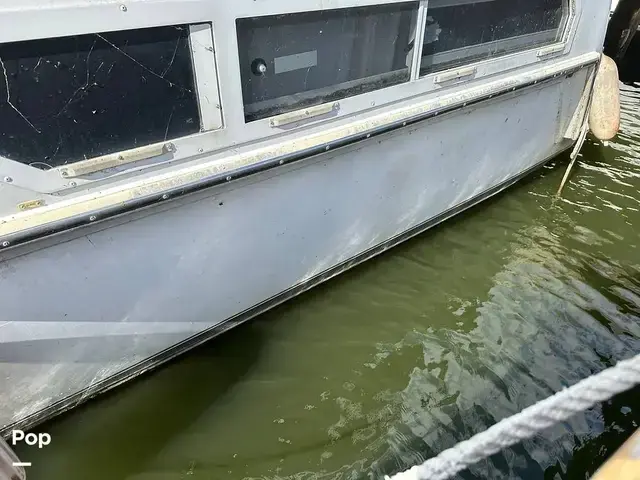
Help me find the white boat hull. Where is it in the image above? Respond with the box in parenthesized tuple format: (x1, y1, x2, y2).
(0, 0, 614, 435)
(0, 65, 591, 433)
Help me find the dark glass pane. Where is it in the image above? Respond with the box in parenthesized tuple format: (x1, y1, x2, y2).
(420, 0, 566, 76)
(237, 2, 418, 122)
(0, 25, 200, 169)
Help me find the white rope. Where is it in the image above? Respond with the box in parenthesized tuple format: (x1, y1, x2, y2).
(386, 353, 640, 480)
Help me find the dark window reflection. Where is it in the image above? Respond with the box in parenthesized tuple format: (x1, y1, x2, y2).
(237, 2, 418, 122)
(0, 25, 200, 170)
(421, 0, 566, 76)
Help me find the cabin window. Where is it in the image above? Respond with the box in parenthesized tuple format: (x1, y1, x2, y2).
(0, 25, 200, 170)
(420, 0, 567, 76)
(236, 2, 419, 123)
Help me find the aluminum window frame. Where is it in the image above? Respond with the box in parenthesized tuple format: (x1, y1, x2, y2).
(417, 0, 575, 78)
(0, 0, 579, 197)
(234, 1, 422, 124)
(228, 0, 577, 145)
(0, 1, 224, 194)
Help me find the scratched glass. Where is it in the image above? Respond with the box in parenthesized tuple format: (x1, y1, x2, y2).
(236, 2, 419, 123)
(0, 25, 200, 169)
(420, 0, 567, 76)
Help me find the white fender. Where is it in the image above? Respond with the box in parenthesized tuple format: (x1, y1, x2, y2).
(589, 55, 621, 141)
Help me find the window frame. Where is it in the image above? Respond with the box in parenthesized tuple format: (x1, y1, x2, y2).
(234, 2, 420, 123)
(231, 0, 575, 143)
(0, 1, 224, 194)
(0, 0, 577, 196)
(416, 0, 575, 78)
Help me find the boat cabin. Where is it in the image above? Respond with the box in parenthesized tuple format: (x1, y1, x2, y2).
(0, 0, 575, 244)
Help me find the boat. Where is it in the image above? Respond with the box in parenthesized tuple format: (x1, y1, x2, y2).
(0, 0, 615, 436)
(605, 0, 640, 84)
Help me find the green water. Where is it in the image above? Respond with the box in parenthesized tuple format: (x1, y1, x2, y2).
(15, 85, 640, 480)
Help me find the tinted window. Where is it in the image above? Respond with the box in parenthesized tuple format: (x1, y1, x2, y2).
(0, 25, 200, 170)
(420, 0, 566, 76)
(237, 2, 419, 123)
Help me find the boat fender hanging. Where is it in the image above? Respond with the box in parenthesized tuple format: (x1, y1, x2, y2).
(588, 55, 620, 141)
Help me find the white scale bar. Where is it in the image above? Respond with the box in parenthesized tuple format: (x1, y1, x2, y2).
(13, 462, 32, 467)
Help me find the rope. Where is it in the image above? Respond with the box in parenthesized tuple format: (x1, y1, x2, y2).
(556, 118, 589, 197)
(386, 353, 640, 480)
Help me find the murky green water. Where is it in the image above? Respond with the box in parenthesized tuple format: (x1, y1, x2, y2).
(15, 85, 640, 480)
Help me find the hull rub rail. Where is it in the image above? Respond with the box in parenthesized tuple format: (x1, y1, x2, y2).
(0, 54, 599, 251)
